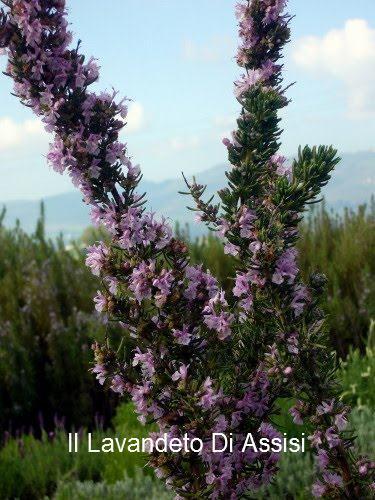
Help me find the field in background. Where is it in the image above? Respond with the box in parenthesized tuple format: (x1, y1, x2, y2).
(0, 201, 373, 499)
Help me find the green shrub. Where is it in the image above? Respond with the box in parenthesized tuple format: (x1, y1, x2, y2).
(340, 320, 375, 410)
(350, 407, 375, 457)
(298, 202, 375, 357)
(0, 202, 373, 498)
(178, 202, 375, 357)
(256, 452, 315, 499)
(0, 403, 156, 499)
(0, 401, 372, 500)
(256, 407, 374, 499)
(101, 403, 156, 484)
(0, 431, 73, 499)
(0, 208, 118, 431)
(53, 471, 173, 500)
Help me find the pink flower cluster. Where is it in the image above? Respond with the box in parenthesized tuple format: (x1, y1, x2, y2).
(234, 60, 279, 98)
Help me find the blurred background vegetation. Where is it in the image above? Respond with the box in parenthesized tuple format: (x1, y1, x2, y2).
(0, 205, 119, 434)
(0, 199, 373, 499)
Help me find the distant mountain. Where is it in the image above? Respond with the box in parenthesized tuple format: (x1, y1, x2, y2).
(1, 151, 374, 240)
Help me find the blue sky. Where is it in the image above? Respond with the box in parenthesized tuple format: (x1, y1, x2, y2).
(0, 0, 374, 200)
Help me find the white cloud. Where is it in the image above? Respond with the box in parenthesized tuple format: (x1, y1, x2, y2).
(213, 114, 237, 128)
(169, 135, 200, 152)
(0, 104, 145, 155)
(152, 135, 201, 158)
(363, 176, 375, 186)
(293, 19, 375, 116)
(126, 102, 145, 133)
(183, 37, 233, 63)
(0, 117, 47, 152)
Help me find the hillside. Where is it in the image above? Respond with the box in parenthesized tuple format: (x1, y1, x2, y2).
(1, 152, 374, 239)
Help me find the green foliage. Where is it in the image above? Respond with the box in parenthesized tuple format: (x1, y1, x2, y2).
(0, 208, 117, 431)
(255, 407, 374, 499)
(0, 430, 76, 499)
(349, 406, 375, 456)
(53, 471, 173, 500)
(1, 402, 372, 499)
(101, 402, 156, 484)
(256, 452, 315, 499)
(80, 224, 111, 246)
(0, 403, 158, 500)
(182, 202, 374, 357)
(340, 321, 375, 409)
(82, 201, 375, 358)
(281, 146, 340, 210)
(299, 200, 375, 357)
(0, 204, 373, 498)
(258, 326, 375, 499)
(272, 397, 310, 438)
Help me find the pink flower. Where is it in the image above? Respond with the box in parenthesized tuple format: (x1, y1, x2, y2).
(213, 415, 228, 433)
(185, 266, 218, 301)
(233, 273, 250, 297)
(334, 412, 348, 431)
(86, 242, 109, 276)
(47, 137, 66, 174)
(206, 471, 216, 485)
(222, 137, 232, 148)
(234, 70, 263, 97)
(111, 375, 127, 395)
(217, 218, 230, 238)
(260, 59, 279, 80)
(172, 364, 188, 382)
(133, 348, 155, 378)
(272, 248, 298, 285)
(238, 206, 256, 238)
(248, 269, 266, 287)
(270, 154, 292, 178)
(105, 276, 118, 295)
(234, 61, 279, 98)
(316, 400, 334, 416)
(92, 364, 107, 385)
(153, 270, 174, 307)
(93, 291, 108, 312)
(129, 261, 155, 303)
(283, 366, 293, 376)
(224, 242, 240, 256)
(317, 450, 329, 471)
(231, 411, 243, 428)
(259, 422, 281, 441)
(203, 291, 234, 340)
(199, 377, 220, 409)
(325, 427, 341, 449)
(322, 472, 343, 488)
(312, 481, 326, 498)
(86, 134, 101, 155)
(309, 431, 323, 448)
(291, 285, 310, 316)
(172, 326, 192, 346)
